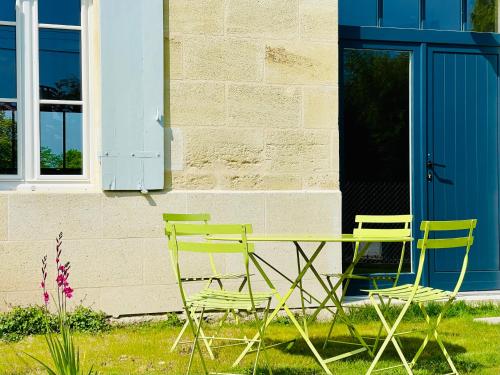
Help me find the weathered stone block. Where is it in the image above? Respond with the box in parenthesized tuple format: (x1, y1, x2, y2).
(8, 194, 103, 240)
(0, 194, 8, 240)
(184, 37, 263, 81)
(165, 127, 184, 172)
(184, 127, 264, 171)
(262, 174, 302, 190)
(304, 86, 338, 128)
(265, 129, 332, 173)
(100, 284, 181, 317)
(0, 241, 53, 292)
(65, 239, 145, 288)
(228, 84, 301, 127)
(102, 191, 186, 239)
(168, 0, 224, 35)
(187, 192, 266, 232)
(265, 41, 337, 84)
(303, 173, 340, 190)
(167, 172, 217, 190)
(226, 0, 298, 38)
(165, 37, 183, 80)
(169, 81, 225, 126)
(266, 191, 341, 233)
(300, 0, 338, 40)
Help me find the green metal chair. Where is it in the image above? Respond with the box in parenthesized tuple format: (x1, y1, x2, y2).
(166, 222, 275, 375)
(323, 214, 412, 349)
(365, 219, 477, 374)
(164, 213, 250, 357)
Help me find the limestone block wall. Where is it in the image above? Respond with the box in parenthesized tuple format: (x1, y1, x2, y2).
(166, 0, 340, 190)
(0, 1, 341, 317)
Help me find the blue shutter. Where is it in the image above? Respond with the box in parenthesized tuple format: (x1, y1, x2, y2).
(100, 0, 164, 191)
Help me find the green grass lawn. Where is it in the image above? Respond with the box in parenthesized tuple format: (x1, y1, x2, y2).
(1, 304, 499, 374)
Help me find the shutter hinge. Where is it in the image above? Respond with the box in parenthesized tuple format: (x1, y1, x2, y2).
(131, 152, 162, 158)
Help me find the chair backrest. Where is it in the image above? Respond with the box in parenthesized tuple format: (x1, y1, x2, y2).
(166, 222, 256, 306)
(415, 219, 477, 297)
(353, 215, 413, 285)
(163, 213, 221, 276)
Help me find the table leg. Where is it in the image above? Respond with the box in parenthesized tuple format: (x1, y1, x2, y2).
(296, 243, 309, 337)
(233, 242, 334, 375)
(296, 245, 374, 358)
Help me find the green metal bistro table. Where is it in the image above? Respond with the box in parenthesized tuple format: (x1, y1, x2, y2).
(209, 233, 413, 375)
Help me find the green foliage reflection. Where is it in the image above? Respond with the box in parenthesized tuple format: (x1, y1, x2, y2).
(471, 0, 498, 32)
(0, 106, 17, 174)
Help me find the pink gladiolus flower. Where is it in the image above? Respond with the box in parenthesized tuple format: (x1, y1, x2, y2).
(63, 286, 73, 299)
(56, 274, 66, 287)
(44, 291, 49, 305)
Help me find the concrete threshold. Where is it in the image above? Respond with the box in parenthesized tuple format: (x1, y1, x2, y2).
(343, 290, 500, 306)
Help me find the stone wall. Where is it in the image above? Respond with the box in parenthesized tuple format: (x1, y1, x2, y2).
(0, 0, 341, 317)
(166, 0, 339, 190)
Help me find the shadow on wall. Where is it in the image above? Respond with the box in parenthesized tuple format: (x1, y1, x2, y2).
(163, 1, 174, 190)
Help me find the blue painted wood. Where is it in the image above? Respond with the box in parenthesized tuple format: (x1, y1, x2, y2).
(340, 26, 500, 46)
(428, 46, 500, 291)
(425, 0, 462, 31)
(382, 0, 420, 29)
(100, 0, 164, 191)
(340, 0, 378, 26)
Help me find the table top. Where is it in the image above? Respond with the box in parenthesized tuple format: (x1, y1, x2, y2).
(209, 233, 413, 243)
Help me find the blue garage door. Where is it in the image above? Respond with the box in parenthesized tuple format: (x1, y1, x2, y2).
(428, 46, 500, 291)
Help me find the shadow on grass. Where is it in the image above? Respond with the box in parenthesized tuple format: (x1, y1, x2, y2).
(261, 335, 480, 374)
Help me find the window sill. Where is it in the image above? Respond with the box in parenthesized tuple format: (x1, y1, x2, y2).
(0, 181, 97, 192)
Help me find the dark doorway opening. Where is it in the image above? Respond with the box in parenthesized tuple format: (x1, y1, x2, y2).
(340, 49, 411, 280)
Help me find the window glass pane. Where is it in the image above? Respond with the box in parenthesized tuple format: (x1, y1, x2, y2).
(425, 0, 462, 30)
(38, 0, 81, 26)
(0, 1, 16, 22)
(0, 102, 17, 175)
(40, 104, 82, 175)
(39, 29, 81, 100)
(382, 0, 419, 28)
(0, 26, 16, 99)
(467, 0, 498, 32)
(340, 0, 378, 26)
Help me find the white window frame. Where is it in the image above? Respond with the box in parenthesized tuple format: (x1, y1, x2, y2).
(0, 0, 92, 188)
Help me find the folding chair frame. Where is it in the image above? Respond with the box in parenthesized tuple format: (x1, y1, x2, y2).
(167, 222, 274, 375)
(323, 215, 412, 350)
(164, 213, 249, 358)
(366, 219, 477, 375)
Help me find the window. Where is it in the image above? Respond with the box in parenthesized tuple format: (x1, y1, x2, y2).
(340, 0, 499, 32)
(0, 0, 89, 185)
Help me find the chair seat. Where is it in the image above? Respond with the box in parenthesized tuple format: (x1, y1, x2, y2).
(363, 284, 453, 303)
(187, 289, 275, 311)
(181, 272, 249, 282)
(323, 273, 396, 281)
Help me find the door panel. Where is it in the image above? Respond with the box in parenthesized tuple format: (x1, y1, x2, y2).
(428, 47, 500, 291)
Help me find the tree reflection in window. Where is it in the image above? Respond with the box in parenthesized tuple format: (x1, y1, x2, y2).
(40, 104, 82, 175)
(341, 49, 411, 274)
(469, 0, 498, 32)
(0, 103, 17, 175)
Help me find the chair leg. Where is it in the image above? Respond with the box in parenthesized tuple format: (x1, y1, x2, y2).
(251, 299, 273, 375)
(371, 282, 402, 353)
(185, 307, 208, 375)
(366, 295, 413, 375)
(170, 319, 189, 352)
(411, 303, 458, 374)
(191, 309, 215, 360)
(172, 308, 215, 360)
(322, 275, 349, 349)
